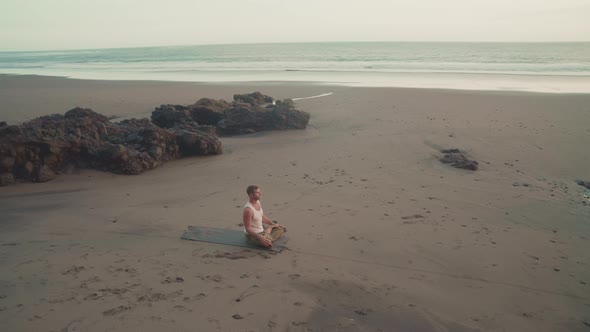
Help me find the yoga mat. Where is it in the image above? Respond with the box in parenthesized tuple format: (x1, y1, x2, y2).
(181, 226, 288, 252)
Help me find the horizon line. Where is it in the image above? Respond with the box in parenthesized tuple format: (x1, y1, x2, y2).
(2, 40, 590, 53)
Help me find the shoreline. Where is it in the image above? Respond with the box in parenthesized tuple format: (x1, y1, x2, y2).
(2, 70, 590, 94)
(4, 73, 590, 94)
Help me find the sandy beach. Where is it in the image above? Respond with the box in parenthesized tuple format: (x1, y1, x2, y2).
(0, 75, 589, 331)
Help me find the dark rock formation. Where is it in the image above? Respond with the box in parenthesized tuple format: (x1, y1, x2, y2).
(1, 92, 307, 186)
(191, 98, 232, 126)
(439, 149, 479, 171)
(151, 92, 310, 136)
(151, 104, 192, 129)
(0, 107, 222, 185)
(266, 99, 310, 130)
(575, 180, 590, 190)
(233, 92, 274, 106)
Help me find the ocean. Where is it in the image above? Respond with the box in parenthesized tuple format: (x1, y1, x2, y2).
(1, 42, 589, 93)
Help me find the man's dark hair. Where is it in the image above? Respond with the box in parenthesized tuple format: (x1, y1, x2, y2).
(246, 185, 259, 195)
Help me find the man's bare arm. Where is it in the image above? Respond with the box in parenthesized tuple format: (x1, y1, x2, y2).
(262, 214, 284, 231)
(262, 214, 275, 225)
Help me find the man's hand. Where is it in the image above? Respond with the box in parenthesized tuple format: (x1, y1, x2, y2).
(266, 223, 280, 231)
(258, 235, 272, 248)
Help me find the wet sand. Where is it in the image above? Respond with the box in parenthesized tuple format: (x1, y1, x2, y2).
(0, 75, 589, 331)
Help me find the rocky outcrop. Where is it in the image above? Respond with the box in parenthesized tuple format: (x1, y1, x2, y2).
(576, 180, 590, 190)
(439, 149, 479, 171)
(151, 104, 192, 129)
(191, 98, 232, 126)
(0, 107, 222, 185)
(151, 92, 310, 136)
(1, 92, 308, 186)
(233, 92, 274, 106)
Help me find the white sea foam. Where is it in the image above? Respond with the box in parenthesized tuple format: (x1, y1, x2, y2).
(2, 42, 590, 93)
(292, 93, 333, 101)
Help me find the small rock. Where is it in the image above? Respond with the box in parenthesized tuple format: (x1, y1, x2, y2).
(354, 309, 368, 316)
(575, 180, 590, 190)
(0, 173, 15, 186)
(439, 149, 478, 171)
(36, 165, 57, 182)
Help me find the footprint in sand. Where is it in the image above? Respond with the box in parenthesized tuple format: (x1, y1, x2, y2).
(206, 275, 223, 282)
(183, 293, 207, 303)
(161, 276, 184, 284)
(214, 251, 248, 260)
(103, 305, 132, 316)
(61, 319, 84, 332)
(62, 266, 86, 276)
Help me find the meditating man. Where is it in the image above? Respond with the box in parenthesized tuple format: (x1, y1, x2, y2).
(243, 185, 286, 248)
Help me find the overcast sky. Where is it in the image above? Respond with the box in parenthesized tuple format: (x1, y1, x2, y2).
(1, 0, 589, 51)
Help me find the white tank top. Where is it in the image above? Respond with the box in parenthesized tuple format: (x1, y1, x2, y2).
(244, 201, 264, 233)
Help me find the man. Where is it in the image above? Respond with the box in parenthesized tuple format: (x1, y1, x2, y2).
(243, 185, 285, 248)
